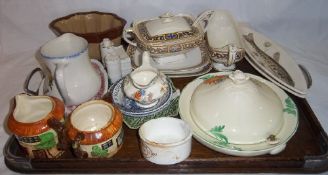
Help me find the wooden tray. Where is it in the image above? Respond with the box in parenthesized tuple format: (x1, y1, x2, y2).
(4, 59, 328, 173)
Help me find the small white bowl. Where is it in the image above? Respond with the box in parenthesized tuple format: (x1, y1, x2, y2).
(138, 117, 192, 165)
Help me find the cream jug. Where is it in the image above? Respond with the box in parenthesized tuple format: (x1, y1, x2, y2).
(123, 51, 169, 108)
(7, 94, 66, 158)
(25, 33, 101, 106)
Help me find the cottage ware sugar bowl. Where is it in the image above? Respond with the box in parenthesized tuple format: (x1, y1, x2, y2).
(202, 10, 245, 71)
(179, 70, 298, 156)
(67, 100, 124, 158)
(123, 51, 169, 108)
(7, 94, 65, 158)
(123, 12, 205, 57)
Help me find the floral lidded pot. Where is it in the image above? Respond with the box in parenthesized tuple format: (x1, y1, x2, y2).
(7, 94, 66, 158)
(123, 51, 169, 108)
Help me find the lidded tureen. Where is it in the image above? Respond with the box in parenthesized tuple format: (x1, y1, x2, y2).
(190, 70, 284, 144)
(123, 12, 205, 57)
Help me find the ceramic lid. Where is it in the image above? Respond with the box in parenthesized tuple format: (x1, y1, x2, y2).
(145, 13, 192, 36)
(190, 70, 284, 144)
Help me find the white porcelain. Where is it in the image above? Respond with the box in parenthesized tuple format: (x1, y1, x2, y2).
(240, 24, 309, 97)
(123, 12, 205, 57)
(39, 33, 101, 106)
(190, 70, 284, 144)
(179, 71, 298, 156)
(123, 51, 169, 108)
(201, 10, 245, 71)
(139, 117, 192, 165)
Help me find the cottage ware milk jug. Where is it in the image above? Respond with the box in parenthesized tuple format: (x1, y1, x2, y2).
(7, 94, 66, 158)
(39, 33, 101, 106)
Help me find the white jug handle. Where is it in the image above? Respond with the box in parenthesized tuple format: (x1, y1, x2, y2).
(192, 10, 215, 32)
(24, 68, 45, 96)
(123, 27, 137, 46)
(54, 61, 71, 105)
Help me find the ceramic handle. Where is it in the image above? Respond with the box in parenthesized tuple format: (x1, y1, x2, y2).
(47, 117, 68, 151)
(227, 45, 238, 66)
(72, 132, 88, 158)
(24, 68, 45, 96)
(123, 28, 137, 46)
(192, 10, 214, 32)
(298, 64, 312, 89)
(54, 62, 71, 105)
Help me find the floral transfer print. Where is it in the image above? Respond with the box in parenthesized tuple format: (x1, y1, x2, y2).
(200, 75, 226, 85)
(35, 132, 57, 150)
(283, 97, 297, 116)
(209, 125, 242, 151)
(91, 145, 109, 158)
(209, 125, 228, 145)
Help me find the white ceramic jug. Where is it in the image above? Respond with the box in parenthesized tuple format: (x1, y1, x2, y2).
(25, 33, 101, 106)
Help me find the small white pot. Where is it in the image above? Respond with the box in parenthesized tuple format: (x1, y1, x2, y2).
(139, 117, 192, 165)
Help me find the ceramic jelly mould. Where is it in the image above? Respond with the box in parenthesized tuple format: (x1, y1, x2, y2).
(190, 70, 284, 145)
(123, 12, 205, 57)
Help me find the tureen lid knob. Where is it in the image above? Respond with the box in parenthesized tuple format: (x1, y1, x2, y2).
(229, 70, 249, 84)
(160, 12, 174, 23)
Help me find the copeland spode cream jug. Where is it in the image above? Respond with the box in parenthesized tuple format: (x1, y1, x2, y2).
(25, 33, 101, 106)
(123, 51, 169, 108)
(7, 94, 66, 159)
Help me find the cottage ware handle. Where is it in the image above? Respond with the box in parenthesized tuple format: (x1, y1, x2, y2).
(298, 64, 312, 89)
(47, 117, 68, 151)
(24, 68, 46, 96)
(192, 10, 215, 32)
(72, 132, 88, 158)
(123, 28, 137, 46)
(54, 61, 71, 105)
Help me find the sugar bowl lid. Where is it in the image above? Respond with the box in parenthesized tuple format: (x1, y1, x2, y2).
(190, 70, 284, 145)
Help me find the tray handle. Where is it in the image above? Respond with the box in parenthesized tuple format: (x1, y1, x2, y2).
(4, 136, 33, 170)
(303, 131, 328, 171)
(298, 64, 312, 89)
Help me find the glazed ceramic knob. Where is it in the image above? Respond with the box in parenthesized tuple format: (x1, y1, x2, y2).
(190, 70, 284, 144)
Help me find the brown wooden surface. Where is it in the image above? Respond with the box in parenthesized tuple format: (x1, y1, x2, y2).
(4, 59, 328, 173)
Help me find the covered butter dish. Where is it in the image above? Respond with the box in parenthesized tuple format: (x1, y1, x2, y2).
(123, 12, 205, 57)
(179, 70, 298, 156)
(191, 70, 283, 144)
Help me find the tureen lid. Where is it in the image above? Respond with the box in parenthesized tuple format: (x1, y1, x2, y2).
(144, 12, 192, 36)
(190, 70, 284, 144)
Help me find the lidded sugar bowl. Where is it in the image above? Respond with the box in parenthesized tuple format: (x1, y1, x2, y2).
(123, 51, 169, 108)
(123, 12, 205, 57)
